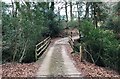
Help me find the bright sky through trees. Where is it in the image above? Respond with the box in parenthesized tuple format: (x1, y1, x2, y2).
(2, 0, 79, 20)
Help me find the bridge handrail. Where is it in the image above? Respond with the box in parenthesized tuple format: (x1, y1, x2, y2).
(36, 36, 50, 47)
(35, 36, 51, 60)
(68, 35, 83, 62)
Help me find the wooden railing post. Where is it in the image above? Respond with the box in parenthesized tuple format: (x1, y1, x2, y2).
(69, 35, 74, 49)
(35, 46, 37, 60)
(79, 45, 82, 62)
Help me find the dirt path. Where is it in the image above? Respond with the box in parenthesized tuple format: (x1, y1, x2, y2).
(36, 36, 82, 77)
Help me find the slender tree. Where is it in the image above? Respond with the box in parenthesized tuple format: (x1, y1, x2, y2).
(70, 2, 73, 21)
(65, 1, 68, 22)
(84, 2, 90, 18)
(76, 2, 80, 26)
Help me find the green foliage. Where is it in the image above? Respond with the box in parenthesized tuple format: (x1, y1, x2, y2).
(106, 15, 120, 33)
(106, 2, 120, 33)
(2, 2, 62, 63)
(73, 43, 81, 53)
(79, 20, 120, 72)
(67, 20, 79, 28)
(43, 9, 63, 37)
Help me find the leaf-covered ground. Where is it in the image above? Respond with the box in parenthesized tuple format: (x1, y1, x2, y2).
(65, 44, 120, 77)
(2, 62, 40, 77)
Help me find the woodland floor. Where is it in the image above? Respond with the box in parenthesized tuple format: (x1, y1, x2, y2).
(66, 40, 120, 77)
(1, 36, 120, 78)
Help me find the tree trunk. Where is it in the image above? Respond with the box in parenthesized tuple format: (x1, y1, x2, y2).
(93, 3, 98, 28)
(50, 2, 54, 12)
(84, 2, 90, 18)
(19, 40, 28, 63)
(12, 2, 19, 62)
(76, 2, 80, 26)
(70, 2, 73, 21)
(91, 3, 98, 28)
(11, 0, 14, 17)
(65, 2, 68, 22)
(58, 7, 61, 21)
(49, 2, 54, 36)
